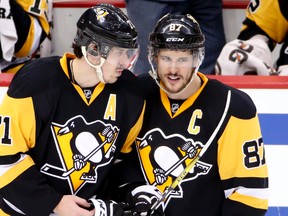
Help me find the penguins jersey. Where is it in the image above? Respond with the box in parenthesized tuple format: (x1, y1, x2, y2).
(132, 73, 268, 216)
(238, 0, 288, 66)
(0, 0, 51, 73)
(0, 53, 145, 215)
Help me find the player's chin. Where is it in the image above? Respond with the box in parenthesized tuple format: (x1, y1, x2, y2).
(106, 70, 123, 83)
(163, 80, 180, 91)
(106, 76, 120, 84)
(162, 84, 178, 94)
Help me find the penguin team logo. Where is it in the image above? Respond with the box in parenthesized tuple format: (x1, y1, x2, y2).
(40, 115, 119, 194)
(135, 128, 212, 207)
(95, 8, 109, 21)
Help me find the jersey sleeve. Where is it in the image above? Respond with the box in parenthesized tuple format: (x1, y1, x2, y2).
(239, 0, 288, 45)
(217, 90, 268, 215)
(13, 0, 50, 58)
(0, 94, 62, 215)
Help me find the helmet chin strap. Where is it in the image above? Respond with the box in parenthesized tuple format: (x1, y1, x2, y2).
(81, 46, 106, 84)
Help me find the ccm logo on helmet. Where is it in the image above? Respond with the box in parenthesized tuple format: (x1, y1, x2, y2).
(166, 38, 184, 42)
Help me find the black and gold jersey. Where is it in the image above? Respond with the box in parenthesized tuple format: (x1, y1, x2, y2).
(239, 0, 288, 45)
(0, 53, 145, 215)
(129, 73, 268, 216)
(0, 0, 51, 73)
(238, 0, 288, 68)
(12, 0, 50, 58)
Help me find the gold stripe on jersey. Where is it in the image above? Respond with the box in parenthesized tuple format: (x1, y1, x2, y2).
(15, 15, 35, 57)
(218, 115, 268, 178)
(229, 191, 268, 210)
(14, 0, 50, 57)
(60, 53, 106, 105)
(16, 0, 50, 35)
(72, 82, 106, 105)
(0, 96, 36, 154)
(89, 82, 105, 103)
(160, 88, 172, 117)
(4, 63, 25, 73)
(242, 0, 288, 43)
(176, 73, 207, 117)
(121, 103, 146, 153)
(60, 52, 74, 78)
(159, 72, 208, 118)
(0, 155, 34, 188)
(0, 208, 10, 216)
(159, 88, 173, 118)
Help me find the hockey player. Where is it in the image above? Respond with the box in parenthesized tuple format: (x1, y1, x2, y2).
(106, 13, 269, 216)
(216, 0, 288, 75)
(0, 4, 145, 216)
(0, 0, 52, 73)
(124, 0, 226, 75)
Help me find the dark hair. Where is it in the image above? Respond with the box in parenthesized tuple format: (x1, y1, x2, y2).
(72, 42, 82, 58)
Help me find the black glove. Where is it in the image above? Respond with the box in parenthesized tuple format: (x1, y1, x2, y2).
(89, 198, 128, 216)
(127, 185, 164, 216)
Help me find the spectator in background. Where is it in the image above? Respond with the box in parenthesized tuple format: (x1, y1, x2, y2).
(0, 0, 52, 73)
(125, 0, 226, 75)
(216, 0, 288, 76)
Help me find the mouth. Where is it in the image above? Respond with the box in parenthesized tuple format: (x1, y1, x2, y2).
(167, 75, 180, 84)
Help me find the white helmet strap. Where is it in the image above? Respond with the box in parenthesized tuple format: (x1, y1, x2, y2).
(81, 46, 106, 83)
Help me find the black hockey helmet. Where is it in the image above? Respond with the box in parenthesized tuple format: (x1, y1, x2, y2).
(149, 13, 205, 50)
(74, 3, 138, 58)
(73, 4, 139, 83)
